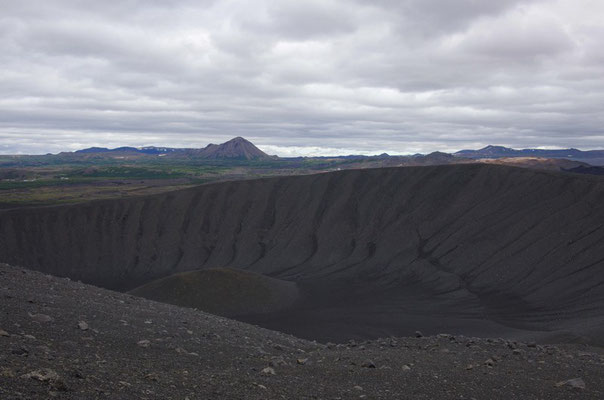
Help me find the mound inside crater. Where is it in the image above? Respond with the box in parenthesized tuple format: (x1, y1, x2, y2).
(129, 268, 300, 317)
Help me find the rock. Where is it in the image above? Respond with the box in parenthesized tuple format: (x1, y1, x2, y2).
(174, 347, 198, 357)
(361, 360, 376, 368)
(353, 385, 363, 391)
(415, 331, 423, 338)
(513, 349, 524, 355)
(261, 367, 276, 375)
(71, 370, 85, 379)
(297, 358, 309, 365)
(269, 356, 288, 367)
(21, 368, 67, 390)
(145, 373, 160, 382)
(78, 321, 89, 331)
(137, 339, 151, 348)
(556, 378, 586, 390)
(11, 346, 29, 356)
(484, 358, 496, 367)
(402, 364, 411, 371)
(29, 313, 53, 323)
(0, 329, 9, 337)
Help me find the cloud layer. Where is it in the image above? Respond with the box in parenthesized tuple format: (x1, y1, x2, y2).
(1, 0, 603, 155)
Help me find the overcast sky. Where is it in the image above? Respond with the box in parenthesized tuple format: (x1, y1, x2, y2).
(1, 0, 603, 155)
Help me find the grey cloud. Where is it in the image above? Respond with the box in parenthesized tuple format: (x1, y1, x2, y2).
(0, 0, 603, 155)
(356, 0, 538, 38)
(242, 1, 358, 40)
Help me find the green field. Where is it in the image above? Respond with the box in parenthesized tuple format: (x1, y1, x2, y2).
(0, 156, 364, 207)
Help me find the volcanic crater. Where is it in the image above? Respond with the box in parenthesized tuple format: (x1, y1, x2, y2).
(1, 164, 603, 345)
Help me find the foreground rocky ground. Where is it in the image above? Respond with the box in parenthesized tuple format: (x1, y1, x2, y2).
(1, 263, 602, 399)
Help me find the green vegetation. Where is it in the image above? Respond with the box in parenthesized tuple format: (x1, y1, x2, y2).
(67, 166, 187, 179)
(0, 153, 373, 208)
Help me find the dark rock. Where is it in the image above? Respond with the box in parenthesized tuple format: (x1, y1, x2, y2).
(361, 360, 376, 368)
(11, 346, 29, 356)
(29, 313, 53, 323)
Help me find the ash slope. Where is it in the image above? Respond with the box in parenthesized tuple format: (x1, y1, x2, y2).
(1, 263, 603, 400)
(1, 164, 604, 343)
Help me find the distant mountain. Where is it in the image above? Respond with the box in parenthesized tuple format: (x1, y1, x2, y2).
(196, 137, 270, 160)
(74, 137, 271, 160)
(76, 146, 140, 154)
(455, 145, 604, 159)
(478, 157, 589, 171)
(411, 151, 457, 164)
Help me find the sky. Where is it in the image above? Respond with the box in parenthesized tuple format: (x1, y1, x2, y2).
(1, 0, 604, 156)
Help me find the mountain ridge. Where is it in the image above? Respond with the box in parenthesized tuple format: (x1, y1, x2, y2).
(63, 140, 604, 165)
(74, 136, 271, 160)
(455, 145, 604, 159)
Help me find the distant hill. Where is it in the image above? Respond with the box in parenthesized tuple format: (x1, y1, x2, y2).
(565, 165, 604, 175)
(477, 157, 589, 171)
(455, 145, 604, 159)
(74, 137, 271, 160)
(410, 151, 457, 164)
(76, 146, 140, 154)
(194, 137, 271, 160)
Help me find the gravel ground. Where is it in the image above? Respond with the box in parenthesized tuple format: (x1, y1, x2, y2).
(1, 263, 602, 399)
